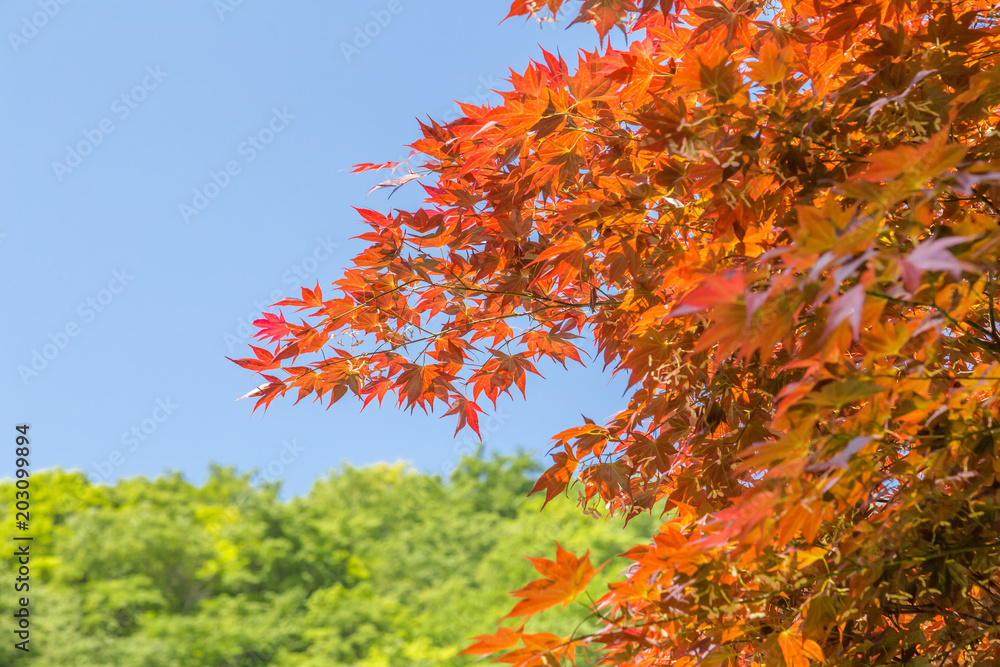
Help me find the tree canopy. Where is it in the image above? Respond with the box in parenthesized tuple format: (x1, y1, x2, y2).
(0, 453, 650, 665)
(234, 0, 1000, 664)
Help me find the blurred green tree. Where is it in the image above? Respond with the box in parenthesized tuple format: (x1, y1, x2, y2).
(0, 451, 652, 666)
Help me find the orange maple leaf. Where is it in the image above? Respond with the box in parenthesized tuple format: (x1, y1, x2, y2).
(505, 543, 602, 618)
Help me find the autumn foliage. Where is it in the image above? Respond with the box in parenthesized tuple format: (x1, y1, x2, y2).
(233, 0, 1000, 664)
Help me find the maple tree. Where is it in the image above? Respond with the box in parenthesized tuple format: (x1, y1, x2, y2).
(233, 0, 1000, 664)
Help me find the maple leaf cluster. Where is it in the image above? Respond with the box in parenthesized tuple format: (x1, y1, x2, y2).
(234, 0, 1000, 664)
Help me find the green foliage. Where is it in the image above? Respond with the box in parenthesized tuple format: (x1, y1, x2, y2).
(0, 451, 654, 665)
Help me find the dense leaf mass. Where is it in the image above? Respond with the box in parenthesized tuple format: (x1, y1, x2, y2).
(235, 0, 1000, 663)
(0, 454, 647, 666)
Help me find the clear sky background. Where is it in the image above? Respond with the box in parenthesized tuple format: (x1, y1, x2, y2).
(1, 0, 631, 497)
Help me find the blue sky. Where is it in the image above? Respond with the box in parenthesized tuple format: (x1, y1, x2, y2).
(1, 0, 631, 496)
